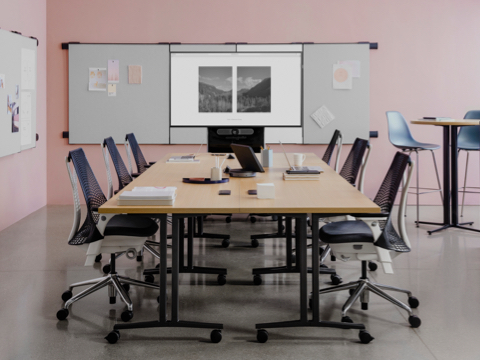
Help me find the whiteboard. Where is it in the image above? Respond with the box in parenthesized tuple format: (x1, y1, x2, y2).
(0, 29, 37, 158)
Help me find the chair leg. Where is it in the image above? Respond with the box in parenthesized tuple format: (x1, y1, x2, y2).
(371, 282, 412, 297)
(117, 275, 160, 290)
(341, 282, 367, 317)
(366, 283, 413, 316)
(64, 277, 111, 309)
(317, 280, 360, 295)
(430, 150, 444, 205)
(415, 150, 420, 227)
(111, 276, 133, 311)
(68, 276, 108, 290)
(143, 243, 161, 259)
(461, 150, 469, 217)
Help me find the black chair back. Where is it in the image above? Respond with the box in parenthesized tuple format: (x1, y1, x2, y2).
(68, 148, 106, 245)
(104, 137, 132, 191)
(339, 138, 368, 185)
(322, 129, 341, 165)
(126, 133, 149, 174)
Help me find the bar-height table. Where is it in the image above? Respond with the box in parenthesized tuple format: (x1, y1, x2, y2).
(411, 119, 480, 234)
(99, 152, 380, 343)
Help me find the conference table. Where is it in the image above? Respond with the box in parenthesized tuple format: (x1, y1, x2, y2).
(99, 152, 380, 343)
(411, 119, 480, 235)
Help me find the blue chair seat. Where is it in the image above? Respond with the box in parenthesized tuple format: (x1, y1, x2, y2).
(320, 220, 374, 244)
(391, 141, 440, 151)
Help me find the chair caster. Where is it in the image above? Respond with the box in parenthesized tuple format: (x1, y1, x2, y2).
(144, 274, 155, 283)
(217, 274, 227, 285)
(408, 296, 420, 309)
(408, 315, 421, 328)
(225, 216, 232, 223)
(250, 216, 257, 223)
(155, 263, 160, 268)
(95, 254, 102, 262)
(56, 308, 69, 321)
(136, 255, 143, 262)
(122, 283, 130, 292)
(257, 329, 269, 343)
(105, 330, 120, 344)
(102, 264, 111, 274)
(330, 274, 342, 285)
(61, 290, 73, 302)
(361, 302, 368, 310)
(121, 310, 133, 322)
(341, 316, 353, 323)
(272, 215, 278, 221)
(251, 239, 259, 248)
(359, 330, 374, 344)
(222, 239, 230, 248)
(368, 261, 378, 271)
(349, 288, 356, 296)
(331, 255, 336, 262)
(253, 274, 262, 285)
(210, 329, 222, 343)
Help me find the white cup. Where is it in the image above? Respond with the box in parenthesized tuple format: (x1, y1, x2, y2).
(211, 167, 222, 181)
(293, 153, 306, 166)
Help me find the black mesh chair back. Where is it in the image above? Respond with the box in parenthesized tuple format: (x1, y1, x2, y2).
(322, 129, 341, 165)
(125, 133, 149, 174)
(68, 148, 107, 245)
(104, 137, 132, 191)
(372, 151, 411, 252)
(339, 138, 368, 185)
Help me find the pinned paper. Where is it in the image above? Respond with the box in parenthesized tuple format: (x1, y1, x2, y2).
(108, 60, 119, 83)
(310, 105, 335, 129)
(89, 68, 107, 91)
(108, 84, 116, 96)
(333, 64, 352, 90)
(338, 60, 361, 78)
(128, 65, 142, 84)
(0, 74, 5, 89)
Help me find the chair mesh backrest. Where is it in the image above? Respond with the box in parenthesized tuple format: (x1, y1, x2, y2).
(68, 148, 106, 245)
(104, 137, 133, 191)
(322, 129, 341, 165)
(126, 133, 149, 173)
(339, 138, 368, 185)
(373, 151, 411, 252)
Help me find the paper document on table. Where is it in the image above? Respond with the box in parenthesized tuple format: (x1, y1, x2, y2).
(310, 105, 335, 129)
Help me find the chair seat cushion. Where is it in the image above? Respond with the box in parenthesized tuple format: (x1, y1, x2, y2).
(104, 215, 158, 237)
(320, 220, 374, 244)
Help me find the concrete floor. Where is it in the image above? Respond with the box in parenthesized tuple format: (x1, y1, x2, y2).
(0, 205, 479, 360)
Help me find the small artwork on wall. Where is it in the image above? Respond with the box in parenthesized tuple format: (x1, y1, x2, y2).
(237, 67, 271, 113)
(198, 67, 232, 113)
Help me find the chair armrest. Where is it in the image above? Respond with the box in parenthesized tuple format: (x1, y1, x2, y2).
(131, 173, 140, 178)
(149, 161, 156, 165)
(144, 164, 152, 168)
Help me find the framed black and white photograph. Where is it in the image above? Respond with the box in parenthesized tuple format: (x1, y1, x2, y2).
(199, 67, 232, 113)
(237, 67, 271, 113)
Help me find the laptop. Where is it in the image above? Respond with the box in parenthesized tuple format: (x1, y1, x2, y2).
(279, 141, 324, 173)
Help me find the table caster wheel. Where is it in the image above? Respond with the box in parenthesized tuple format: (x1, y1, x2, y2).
(359, 330, 374, 344)
(217, 274, 226, 285)
(251, 239, 259, 248)
(105, 330, 120, 344)
(222, 239, 230, 248)
(341, 316, 353, 323)
(122, 283, 130, 292)
(257, 329, 269, 343)
(56, 308, 69, 320)
(226, 216, 232, 223)
(95, 254, 102, 262)
(210, 329, 222, 343)
(330, 274, 342, 285)
(61, 290, 73, 302)
(368, 261, 378, 271)
(250, 216, 257, 223)
(144, 274, 155, 283)
(102, 264, 111, 274)
(253, 275, 262, 285)
(121, 310, 133, 322)
(408, 296, 420, 309)
(408, 315, 421, 328)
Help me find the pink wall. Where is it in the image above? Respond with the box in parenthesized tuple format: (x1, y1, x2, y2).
(0, 0, 47, 231)
(47, 0, 480, 205)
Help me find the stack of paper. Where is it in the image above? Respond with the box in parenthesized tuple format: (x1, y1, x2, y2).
(118, 187, 177, 205)
(167, 156, 199, 163)
(283, 173, 321, 181)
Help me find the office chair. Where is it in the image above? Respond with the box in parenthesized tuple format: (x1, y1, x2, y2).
(56, 148, 160, 322)
(311, 152, 421, 329)
(458, 110, 480, 217)
(322, 129, 343, 172)
(386, 111, 443, 227)
(125, 133, 156, 176)
(102, 137, 161, 265)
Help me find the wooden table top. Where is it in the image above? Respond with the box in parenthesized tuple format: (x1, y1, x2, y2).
(99, 152, 380, 215)
(411, 119, 480, 126)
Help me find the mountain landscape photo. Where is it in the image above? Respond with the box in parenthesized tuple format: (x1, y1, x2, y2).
(199, 67, 232, 112)
(237, 67, 271, 113)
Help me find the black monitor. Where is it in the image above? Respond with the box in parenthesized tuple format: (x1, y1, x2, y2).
(207, 127, 265, 153)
